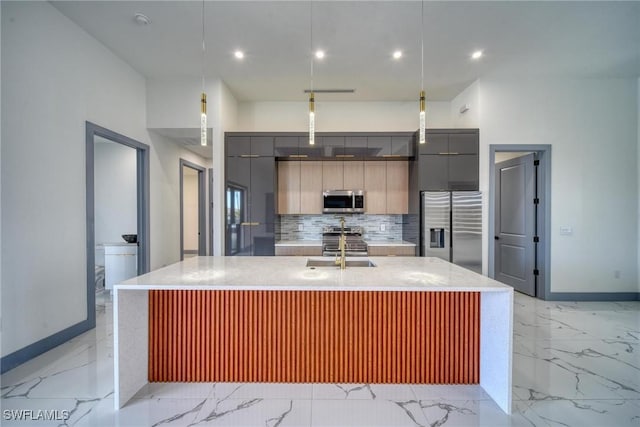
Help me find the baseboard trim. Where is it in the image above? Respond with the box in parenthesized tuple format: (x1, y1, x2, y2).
(545, 292, 640, 302)
(1, 318, 94, 374)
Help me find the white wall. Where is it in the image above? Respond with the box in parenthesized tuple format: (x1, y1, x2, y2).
(1, 1, 149, 357)
(235, 101, 452, 131)
(478, 77, 639, 294)
(94, 140, 137, 245)
(0, 1, 213, 359)
(451, 80, 480, 129)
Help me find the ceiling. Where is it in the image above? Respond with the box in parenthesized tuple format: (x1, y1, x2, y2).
(52, 1, 640, 103)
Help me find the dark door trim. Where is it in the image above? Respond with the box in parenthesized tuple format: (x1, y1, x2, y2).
(179, 159, 207, 260)
(489, 145, 551, 300)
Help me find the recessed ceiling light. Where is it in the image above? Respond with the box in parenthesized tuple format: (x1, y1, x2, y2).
(133, 13, 151, 26)
(471, 50, 483, 60)
(315, 50, 325, 60)
(234, 50, 244, 59)
(393, 50, 403, 59)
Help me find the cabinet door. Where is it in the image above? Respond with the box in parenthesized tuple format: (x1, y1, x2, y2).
(300, 161, 323, 214)
(448, 155, 479, 191)
(343, 161, 364, 189)
(448, 133, 478, 155)
(367, 136, 392, 157)
(344, 136, 367, 159)
(364, 161, 387, 213)
(251, 136, 274, 156)
(322, 161, 344, 190)
(386, 161, 408, 214)
(419, 133, 448, 155)
(420, 155, 448, 191)
(249, 157, 275, 224)
(226, 136, 251, 156)
(274, 136, 299, 157)
(250, 223, 275, 256)
(277, 161, 300, 214)
(391, 135, 412, 157)
(319, 136, 344, 158)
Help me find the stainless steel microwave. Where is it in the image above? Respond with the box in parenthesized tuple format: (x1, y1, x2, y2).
(323, 190, 365, 214)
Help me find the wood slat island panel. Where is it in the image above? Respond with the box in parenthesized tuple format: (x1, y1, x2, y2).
(148, 290, 479, 384)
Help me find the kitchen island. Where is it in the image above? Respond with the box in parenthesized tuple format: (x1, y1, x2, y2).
(114, 256, 513, 413)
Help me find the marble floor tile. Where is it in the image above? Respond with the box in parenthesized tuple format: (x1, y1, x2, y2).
(418, 399, 538, 427)
(311, 399, 429, 426)
(411, 384, 490, 401)
(75, 397, 207, 427)
(221, 382, 314, 399)
(192, 398, 311, 426)
(526, 398, 640, 426)
(312, 383, 415, 400)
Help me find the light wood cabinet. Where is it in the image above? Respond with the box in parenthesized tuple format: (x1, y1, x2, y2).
(277, 161, 301, 214)
(386, 161, 408, 214)
(364, 161, 387, 214)
(367, 245, 415, 256)
(322, 161, 344, 190)
(278, 160, 409, 215)
(343, 161, 364, 189)
(300, 161, 323, 214)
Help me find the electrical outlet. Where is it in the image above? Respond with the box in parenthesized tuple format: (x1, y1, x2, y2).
(559, 226, 573, 236)
(298, 224, 304, 232)
(380, 224, 386, 232)
(614, 270, 621, 279)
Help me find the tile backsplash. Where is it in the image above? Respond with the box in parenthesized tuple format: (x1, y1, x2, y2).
(278, 214, 403, 241)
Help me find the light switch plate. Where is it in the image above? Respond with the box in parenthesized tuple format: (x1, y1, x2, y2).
(380, 224, 386, 231)
(298, 224, 304, 231)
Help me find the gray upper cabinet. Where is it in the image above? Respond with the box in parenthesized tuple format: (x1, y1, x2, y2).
(367, 136, 391, 157)
(274, 136, 300, 157)
(318, 135, 345, 158)
(418, 130, 479, 191)
(225, 134, 276, 256)
(391, 135, 414, 157)
(344, 136, 368, 159)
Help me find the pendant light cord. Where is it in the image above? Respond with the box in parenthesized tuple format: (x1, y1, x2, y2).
(310, 0, 314, 92)
(202, 0, 206, 92)
(420, 0, 424, 92)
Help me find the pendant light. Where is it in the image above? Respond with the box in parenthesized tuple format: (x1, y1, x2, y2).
(200, 0, 207, 146)
(308, 0, 315, 145)
(419, 0, 426, 144)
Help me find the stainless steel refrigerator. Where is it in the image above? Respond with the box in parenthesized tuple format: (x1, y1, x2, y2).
(421, 191, 482, 274)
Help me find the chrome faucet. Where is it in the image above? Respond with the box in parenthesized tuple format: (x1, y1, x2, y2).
(335, 217, 346, 269)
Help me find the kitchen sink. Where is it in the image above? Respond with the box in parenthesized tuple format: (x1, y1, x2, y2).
(306, 258, 377, 268)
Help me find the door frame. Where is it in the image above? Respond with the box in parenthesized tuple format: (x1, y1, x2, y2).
(86, 121, 150, 318)
(488, 144, 551, 299)
(179, 159, 207, 260)
(209, 168, 214, 256)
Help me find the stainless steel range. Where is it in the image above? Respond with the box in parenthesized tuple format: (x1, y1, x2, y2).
(322, 226, 368, 257)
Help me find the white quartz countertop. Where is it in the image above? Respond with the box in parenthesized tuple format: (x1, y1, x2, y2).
(116, 256, 510, 293)
(275, 240, 416, 247)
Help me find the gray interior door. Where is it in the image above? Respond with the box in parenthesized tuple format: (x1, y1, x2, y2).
(494, 154, 536, 296)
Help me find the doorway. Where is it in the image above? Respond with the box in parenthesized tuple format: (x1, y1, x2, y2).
(86, 122, 150, 325)
(489, 145, 551, 299)
(180, 159, 206, 260)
